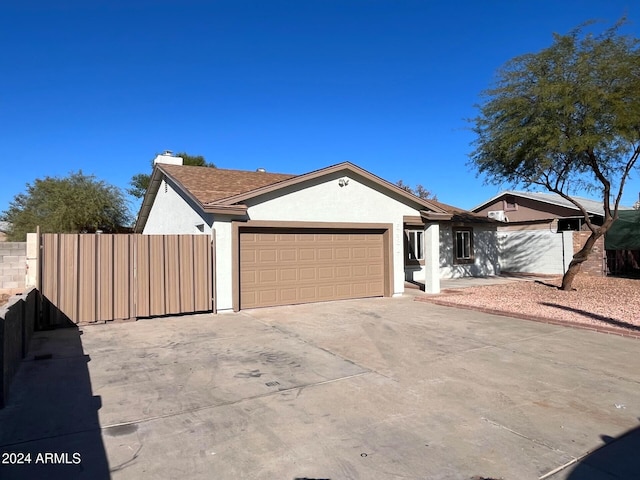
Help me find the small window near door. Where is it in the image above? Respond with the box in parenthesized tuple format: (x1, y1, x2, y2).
(453, 228, 474, 264)
(405, 230, 424, 263)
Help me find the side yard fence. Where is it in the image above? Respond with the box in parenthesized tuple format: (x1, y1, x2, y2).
(0, 232, 214, 408)
(498, 229, 607, 276)
(41, 233, 214, 326)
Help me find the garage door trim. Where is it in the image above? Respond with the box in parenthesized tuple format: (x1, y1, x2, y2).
(232, 220, 394, 311)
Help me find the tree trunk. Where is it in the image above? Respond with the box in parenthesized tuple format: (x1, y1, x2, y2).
(560, 231, 602, 290)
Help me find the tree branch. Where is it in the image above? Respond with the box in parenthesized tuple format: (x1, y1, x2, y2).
(613, 145, 640, 215)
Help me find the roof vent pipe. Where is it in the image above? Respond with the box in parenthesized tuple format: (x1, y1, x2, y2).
(256, 168, 266, 172)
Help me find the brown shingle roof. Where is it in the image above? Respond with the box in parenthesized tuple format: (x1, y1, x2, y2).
(430, 199, 499, 223)
(159, 164, 295, 205)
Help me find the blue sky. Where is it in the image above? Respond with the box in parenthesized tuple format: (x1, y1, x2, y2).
(2, 0, 639, 219)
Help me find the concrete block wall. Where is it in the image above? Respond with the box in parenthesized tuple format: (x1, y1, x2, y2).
(0, 288, 38, 407)
(498, 230, 570, 275)
(0, 242, 26, 292)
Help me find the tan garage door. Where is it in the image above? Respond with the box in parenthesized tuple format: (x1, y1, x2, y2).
(240, 228, 386, 309)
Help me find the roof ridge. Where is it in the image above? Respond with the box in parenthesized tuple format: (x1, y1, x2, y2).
(161, 163, 296, 177)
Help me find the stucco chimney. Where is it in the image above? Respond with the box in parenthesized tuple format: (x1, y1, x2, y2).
(153, 151, 184, 166)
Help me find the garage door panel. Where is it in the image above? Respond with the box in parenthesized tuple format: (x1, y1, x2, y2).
(300, 286, 317, 300)
(242, 291, 257, 306)
(278, 233, 296, 241)
(259, 249, 277, 262)
(279, 249, 297, 262)
(336, 284, 353, 296)
(279, 268, 298, 282)
(241, 271, 257, 286)
(352, 265, 368, 277)
(318, 285, 336, 298)
(240, 228, 385, 309)
(369, 264, 383, 275)
(259, 290, 278, 303)
(259, 270, 278, 283)
(299, 249, 316, 261)
(280, 288, 298, 302)
(299, 267, 317, 280)
(336, 266, 352, 278)
(241, 250, 257, 263)
(317, 266, 334, 279)
(352, 247, 367, 259)
(318, 248, 334, 260)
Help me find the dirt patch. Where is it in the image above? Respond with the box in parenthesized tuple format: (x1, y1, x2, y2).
(417, 276, 640, 337)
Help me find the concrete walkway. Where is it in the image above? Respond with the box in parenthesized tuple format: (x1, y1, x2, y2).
(0, 295, 638, 479)
(405, 274, 549, 293)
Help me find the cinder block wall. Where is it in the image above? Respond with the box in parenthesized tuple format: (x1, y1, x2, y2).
(573, 232, 605, 276)
(0, 242, 26, 292)
(0, 288, 38, 407)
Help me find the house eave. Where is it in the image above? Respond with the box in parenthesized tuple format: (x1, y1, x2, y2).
(420, 211, 453, 221)
(203, 204, 248, 215)
(134, 167, 165, 233)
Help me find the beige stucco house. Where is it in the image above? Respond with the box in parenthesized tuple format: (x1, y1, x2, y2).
(135, 153, 498, 311)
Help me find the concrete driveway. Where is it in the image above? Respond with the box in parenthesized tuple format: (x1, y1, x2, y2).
(1, 295, 638, 479)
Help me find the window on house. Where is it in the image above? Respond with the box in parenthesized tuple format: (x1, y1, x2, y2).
(405, 229, 424, 262)
(454, 228, 474, 264)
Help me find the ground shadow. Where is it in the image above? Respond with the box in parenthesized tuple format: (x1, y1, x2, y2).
(405, 279, 426, 291)
(566, 423, 640, 478)
(540, 302, 640, 332)
(534, 279, 561, 289)
(0, 300, 109, 479)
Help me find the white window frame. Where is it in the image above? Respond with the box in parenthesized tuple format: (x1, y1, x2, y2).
(454, 228, 473, 264)
(406, 229, 424, 261)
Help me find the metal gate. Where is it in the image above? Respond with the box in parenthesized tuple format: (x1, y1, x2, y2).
(40, 234, 213, 325)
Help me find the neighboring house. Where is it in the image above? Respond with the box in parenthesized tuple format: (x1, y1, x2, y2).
(473, 191, 634, 276)
(135, 153, 498, 311)
(472, 191, 633, 231)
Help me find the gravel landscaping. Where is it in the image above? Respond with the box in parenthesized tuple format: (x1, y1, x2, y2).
(417, 275, 640, 337)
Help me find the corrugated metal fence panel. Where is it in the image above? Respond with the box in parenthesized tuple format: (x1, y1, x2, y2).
(41, 234, 62, 325)
(179, 236, 196, 313)
(112, 235, 133, 320)
(134, 235, 151, 318)
(40, 233, 212, 324)
(78, 235, 97, 323)
(97, 235, 114, 321)
(193, 235, 212, 312)
(58, 235, 79, 322)
(164, 235, 181, 315)
(148, 235, 166, 317)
